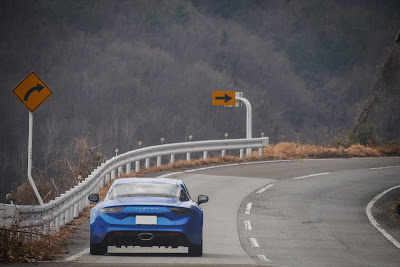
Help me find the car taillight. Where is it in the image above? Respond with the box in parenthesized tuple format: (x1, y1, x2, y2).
(168, 207, 193, 214)
(101, 206, 125, 213)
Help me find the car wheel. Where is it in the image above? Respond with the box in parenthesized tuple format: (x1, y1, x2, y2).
(188, 238, 202, 257)
(90, 239, 107, 255)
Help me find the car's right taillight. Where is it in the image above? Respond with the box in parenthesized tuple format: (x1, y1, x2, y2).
(168, 207, 193, 214)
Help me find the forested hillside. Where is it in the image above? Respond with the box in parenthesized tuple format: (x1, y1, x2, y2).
(0, 0, 399, 201)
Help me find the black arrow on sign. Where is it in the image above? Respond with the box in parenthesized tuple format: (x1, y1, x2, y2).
(215, 94, 232, 103)
(24, 84, 44, 101)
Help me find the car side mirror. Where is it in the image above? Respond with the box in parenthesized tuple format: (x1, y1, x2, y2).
(197, 195, 209, 205)
(88, 193, 99, 203)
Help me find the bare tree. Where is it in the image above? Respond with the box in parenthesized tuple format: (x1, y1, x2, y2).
(40, 116, 63, 171)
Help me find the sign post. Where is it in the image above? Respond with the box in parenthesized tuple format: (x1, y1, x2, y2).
(212, 91, 253, 155)
(13, 72, 53, 205)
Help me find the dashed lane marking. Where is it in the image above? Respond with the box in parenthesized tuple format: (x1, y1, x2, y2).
(257, 254, 270, 262)
(245, 202, 252, 215)
(244, 220, 252, 230)
(249, 238, 259, 248)
(256, 183, 274, 194)
(293, 172, 330, 180)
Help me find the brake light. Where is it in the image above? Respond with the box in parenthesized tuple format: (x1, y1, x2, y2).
(101, 206, 125, 213)
(168, 207, 193, 214)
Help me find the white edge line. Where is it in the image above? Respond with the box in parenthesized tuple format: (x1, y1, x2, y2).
(366, 185, 400, 250)
(257, 254, 270, 261)
(157, 171, 183, 178)
(256, 183, 274, 194)
(244, 220, 252, 230)
(293, 172, 330, 180)
(249, 238, 259, 248)
(64, 248, 90, 262)
(369, 166, 400, 170)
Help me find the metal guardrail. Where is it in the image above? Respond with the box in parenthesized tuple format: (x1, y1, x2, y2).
(0, 137, 269, 233)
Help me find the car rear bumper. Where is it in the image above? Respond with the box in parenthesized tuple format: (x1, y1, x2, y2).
(103, 230, 190, 248)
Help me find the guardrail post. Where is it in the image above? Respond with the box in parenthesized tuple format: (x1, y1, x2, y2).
(118, 166, 123, 176)
(55, 216, 60, 230)
(60, 211, 65, 227)
(69, 205, 74, 222)
(126, 163, 132, 174)
(74, 202, 79, 218)
(135, 161, 140, 172)
(111, 170, 116, 181)
(63, 209, 69, 225)
(203, 151, 208, 160)
(171, 154, 175, 164)
(247, 148, 252, 156)
(240, 149, 244, 159)
(259, 148, 263, 157)
(186, 152, 191, 161)
(157, 156, 161, 166)
(222, 150, 226, 156)
(50, 219, 55, 232)
(145, 158, 150, 169)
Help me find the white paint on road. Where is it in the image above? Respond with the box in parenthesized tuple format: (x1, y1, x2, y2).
(249, 238, 259, 248)
(257, 254, 270, 262)
(366, 184, 400, 250)
(64, 248, 89, 262)
(293, 172, 330, 180)
(245, 202, 252, 215)
(244, 220, 252, 230)
(369, 166, 400, 170)
(256, 183, 274, 194)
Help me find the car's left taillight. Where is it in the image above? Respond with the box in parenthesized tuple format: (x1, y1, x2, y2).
(101, 206, 125, 213)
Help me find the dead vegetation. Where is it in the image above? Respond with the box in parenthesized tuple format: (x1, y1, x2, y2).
(0, 206, 92, 263)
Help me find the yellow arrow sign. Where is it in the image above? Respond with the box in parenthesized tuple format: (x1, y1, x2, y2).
(13, 72, 53, 112)
(212, 91, 235, 106)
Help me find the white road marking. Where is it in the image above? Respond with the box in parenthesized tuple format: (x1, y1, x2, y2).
(184, 163, 240, 172)
(249, 238, 259, 248)
(157, 171, 183, 178)
(64, 248, 89, 262)
(244, 220, 252, 230)
(369, 166, 400, 170)
(245, 202, 252, 215)
(366, 185, 400, 250)
(256, 183, 274, 194)
(293, 172, 330, 180)
(257, 254, 270, 261)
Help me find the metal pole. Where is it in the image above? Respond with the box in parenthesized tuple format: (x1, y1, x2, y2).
(236, 97, 252, 139)
(28, 111, 44, 205)
(236, 97, 252, 155)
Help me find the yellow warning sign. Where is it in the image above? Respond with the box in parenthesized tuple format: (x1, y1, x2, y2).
(13, 72, 53, 112)
(212, 91, 235, 106)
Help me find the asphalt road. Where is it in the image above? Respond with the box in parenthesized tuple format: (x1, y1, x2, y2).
(52, 157, 400, 266)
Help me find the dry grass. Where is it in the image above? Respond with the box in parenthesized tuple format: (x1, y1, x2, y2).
(2, 142, 399, 262)
(261, 142, 399, 159)
(0, 206, 92, 263)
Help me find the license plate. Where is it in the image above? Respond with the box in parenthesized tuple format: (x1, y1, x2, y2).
(136, 215, 157, 225)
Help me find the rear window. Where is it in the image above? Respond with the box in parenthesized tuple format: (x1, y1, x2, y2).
(107, 183, 183, 200)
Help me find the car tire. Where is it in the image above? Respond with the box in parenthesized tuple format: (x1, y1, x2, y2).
(90, 239, 107, 255)
(188, 238, 202, 257)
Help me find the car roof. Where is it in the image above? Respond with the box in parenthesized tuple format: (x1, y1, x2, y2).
(110, 177, 183, 187)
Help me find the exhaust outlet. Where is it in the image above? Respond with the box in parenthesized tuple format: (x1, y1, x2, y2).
(139, 233, 153, 241)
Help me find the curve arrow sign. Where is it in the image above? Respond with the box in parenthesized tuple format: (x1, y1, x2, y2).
(24, 84, 44, 101)
(215, 94, 232, 103)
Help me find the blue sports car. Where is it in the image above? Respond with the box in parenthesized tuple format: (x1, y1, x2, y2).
(88, 177, 209, 256)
